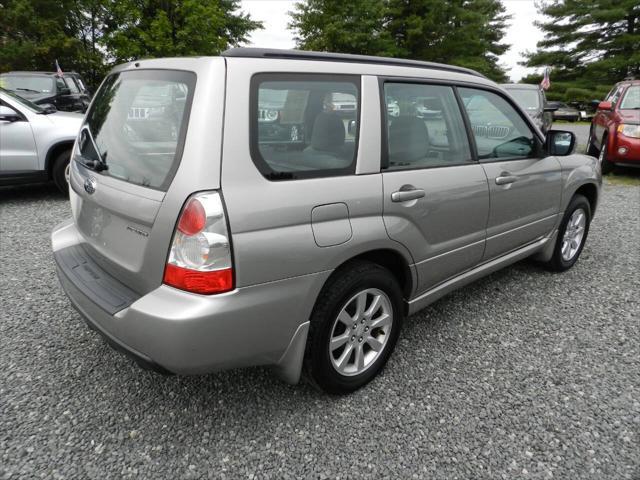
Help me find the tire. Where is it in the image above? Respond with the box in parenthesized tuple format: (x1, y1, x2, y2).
(598, 137, 614, 174)
(304, 260, 404, 394)
(544, 194, 591, 272)
(586, 128, 599, 157)
(52, 149, 71, 194)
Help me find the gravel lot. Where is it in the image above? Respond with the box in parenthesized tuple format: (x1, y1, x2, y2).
(1, 180, 639, 479)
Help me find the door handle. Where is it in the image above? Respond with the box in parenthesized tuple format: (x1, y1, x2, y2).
(391, 188, 426, 203)
(495, 174, 517, 185)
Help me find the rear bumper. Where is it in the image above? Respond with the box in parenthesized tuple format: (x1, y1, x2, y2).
(52, 218, 330, 383)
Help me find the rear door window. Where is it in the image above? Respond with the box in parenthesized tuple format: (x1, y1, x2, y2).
(250, 74, 360, 180)
(79, 69, 196, 191)
(382, 83, 473, 169)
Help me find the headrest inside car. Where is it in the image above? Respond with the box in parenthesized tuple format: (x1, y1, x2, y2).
(311, 113, 345, 151)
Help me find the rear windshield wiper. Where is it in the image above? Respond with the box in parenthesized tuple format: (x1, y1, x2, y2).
(79, 126, 109, 171)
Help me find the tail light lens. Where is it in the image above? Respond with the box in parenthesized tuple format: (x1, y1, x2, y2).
(163, 192, 233, 294)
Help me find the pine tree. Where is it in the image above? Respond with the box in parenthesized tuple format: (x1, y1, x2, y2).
(525, 0, 640, 89)
(289, 0, 511, 81)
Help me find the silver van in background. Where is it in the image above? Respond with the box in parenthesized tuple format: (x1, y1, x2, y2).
(52, 49, 601, 394)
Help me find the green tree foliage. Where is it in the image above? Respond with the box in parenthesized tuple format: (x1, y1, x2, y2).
(101, 0, 262, 62)
(289, 0, 511, 81)
(524, 0, 640, 99)
(289, 0, 399, 56)
(0, 0, 99, 77)
(0, 0, 261, 86)
(521, 72, 611, 104)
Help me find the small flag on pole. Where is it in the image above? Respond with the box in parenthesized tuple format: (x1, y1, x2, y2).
(55, 59, 64, 77)
(540, 67, 550, 90)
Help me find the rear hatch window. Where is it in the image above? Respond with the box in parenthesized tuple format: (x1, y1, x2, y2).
(78, 69, 196, 191)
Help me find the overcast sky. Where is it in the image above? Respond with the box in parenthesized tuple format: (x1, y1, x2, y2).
(239, 0, 546, 82)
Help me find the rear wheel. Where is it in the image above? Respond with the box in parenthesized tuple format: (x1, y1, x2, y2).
(544, 194, 591, 272)
(52, 149, 71, 194)
(304, 261, 403, 394)
(598, 136, 614, 174)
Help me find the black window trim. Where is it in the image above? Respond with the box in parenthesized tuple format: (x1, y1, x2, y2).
(249, 72, 361, 181)
(0, 100, 25, 120)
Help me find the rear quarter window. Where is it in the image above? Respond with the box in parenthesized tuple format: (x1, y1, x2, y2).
(250, 73, 360, 180)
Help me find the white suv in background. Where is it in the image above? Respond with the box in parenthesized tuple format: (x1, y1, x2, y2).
(0, 88, 83, 193)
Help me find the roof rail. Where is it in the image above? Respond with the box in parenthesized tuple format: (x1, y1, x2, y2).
(222, 48, 486, 79)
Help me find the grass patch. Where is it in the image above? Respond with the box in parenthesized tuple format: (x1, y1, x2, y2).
(554, 120, 591, 125)
(605, 171, 640, 187)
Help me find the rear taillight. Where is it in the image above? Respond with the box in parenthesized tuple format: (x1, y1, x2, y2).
(163, 192, 233, 295)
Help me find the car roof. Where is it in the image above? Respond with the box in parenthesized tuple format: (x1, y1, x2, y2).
(222, 48, 487, 79)
(615, 79, 640, 88)
(1, 71, 81, 77)
(501, 83, 540, 90)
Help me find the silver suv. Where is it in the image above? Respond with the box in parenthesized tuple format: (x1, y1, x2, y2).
(1, 88, 83, 192)
(52, 49, 601, 394)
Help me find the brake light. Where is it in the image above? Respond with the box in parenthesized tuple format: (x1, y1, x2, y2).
(177, 198, 206, 235)
(163, 192, 234, 294)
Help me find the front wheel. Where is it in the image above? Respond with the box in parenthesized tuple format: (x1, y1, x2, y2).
(586, 129, 599, 157)
(304, 261, 404, 394)
(598, 137, 615, 174)
(52, 149, 71, 194)
(544, 194, 591, 272)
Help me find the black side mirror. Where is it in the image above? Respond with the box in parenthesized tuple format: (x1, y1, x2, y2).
(40, 103, 58, 113)
(0, 105, 21, 122)
(59, 87, 71, 95)
(546, 130, 576, 156)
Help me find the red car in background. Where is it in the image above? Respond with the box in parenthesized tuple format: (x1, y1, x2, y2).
(588, 79, 640, 173)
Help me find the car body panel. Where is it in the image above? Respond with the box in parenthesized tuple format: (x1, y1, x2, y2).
(68, 57, 226, 295)
(0, 90, 82, 177)
(382, 164, 489, 293)
(480, 156, 562, 260)
(50, 53, 602, 384)
(591, 80, 640, 165)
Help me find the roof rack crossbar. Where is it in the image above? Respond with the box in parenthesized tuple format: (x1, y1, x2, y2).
(222, 48, 486, 79)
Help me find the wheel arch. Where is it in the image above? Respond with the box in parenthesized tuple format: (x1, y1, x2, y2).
(45, 141, 74, 178)
(325, 247, 415, 302)
(574, 182, 598, 216)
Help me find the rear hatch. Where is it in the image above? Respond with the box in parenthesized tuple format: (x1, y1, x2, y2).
(68, 62, 224, 295)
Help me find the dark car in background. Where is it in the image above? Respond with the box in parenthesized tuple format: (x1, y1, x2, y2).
(0, 71, 91, 112)
(588, 79, 640, 173)
(551, 102, 581, 122)
(501, 83, 554, 133)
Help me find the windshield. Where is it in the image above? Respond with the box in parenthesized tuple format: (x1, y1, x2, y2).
(506, 89, 540, 110)
(619, 86, 640, 109)
(79, 69, 195, 191)
(0, 75, 54, 94)
(0, 88, 45, 113)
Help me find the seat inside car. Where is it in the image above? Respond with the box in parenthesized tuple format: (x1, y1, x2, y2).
(388, 115, 430, 166)
(303, 112, 352, 169)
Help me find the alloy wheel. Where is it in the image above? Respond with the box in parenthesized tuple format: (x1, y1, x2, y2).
(561, 208, 586, 261)
(328, 288, 393, 376)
